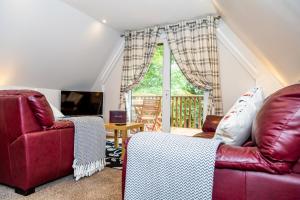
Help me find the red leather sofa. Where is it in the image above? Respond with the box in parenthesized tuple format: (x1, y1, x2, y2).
(122, 84, 300, 200)
(0, 90, 74, 195)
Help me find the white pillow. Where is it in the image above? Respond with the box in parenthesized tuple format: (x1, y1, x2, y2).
(49, 103, 65, 119)
(214, 87, 264, 146)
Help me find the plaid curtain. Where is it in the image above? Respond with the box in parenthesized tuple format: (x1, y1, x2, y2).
(165, 16, 223, 115)
(119, 27, 160, 109)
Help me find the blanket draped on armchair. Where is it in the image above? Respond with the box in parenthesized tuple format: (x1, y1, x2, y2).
(125, 132, 221, 200)
(68, 116, 106, 180)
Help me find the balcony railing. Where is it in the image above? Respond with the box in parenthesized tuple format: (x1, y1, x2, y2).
(132, 95, 204, 129)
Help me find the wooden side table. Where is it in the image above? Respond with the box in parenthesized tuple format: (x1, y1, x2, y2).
(105, 122, 144, 160)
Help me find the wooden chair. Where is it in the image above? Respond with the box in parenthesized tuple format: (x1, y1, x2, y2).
(136, 99, 161, 131)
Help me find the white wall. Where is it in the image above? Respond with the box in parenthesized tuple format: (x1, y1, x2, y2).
(218, 42, 255, 111)
(0, 0, 120, 90)
(0, 86, 61, 109)
(102, 58, 123, 121)
(213, 0, 300, 86)
(92, 39, 124, 121)
(217, 22, 283, 97)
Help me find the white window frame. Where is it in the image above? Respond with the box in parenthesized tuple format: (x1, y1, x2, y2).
(129, 33, 208, 131)
(161, 33, 171, 132)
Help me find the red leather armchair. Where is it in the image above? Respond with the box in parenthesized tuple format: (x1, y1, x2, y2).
(122, 84, 300, 200)
(0, 90, 74, 195)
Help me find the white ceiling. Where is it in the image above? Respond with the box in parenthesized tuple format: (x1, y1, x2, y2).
(213, 0, 300, 85)
(61, 0, 300, 86)
(2, 0, 298, 91)
(0, 0, 120, 90)
(61, 0, 217, 31)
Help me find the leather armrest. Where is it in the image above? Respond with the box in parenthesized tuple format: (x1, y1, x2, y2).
(10, 128, 74, 190)
(202, 115, 223, 132)
(215, 144, 291, 174)
(193, 132, 215, 139)
(44, 120, 74, 130)
(242, 141, 255, 147)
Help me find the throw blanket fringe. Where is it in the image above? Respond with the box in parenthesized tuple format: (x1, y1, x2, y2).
(73, 158, 106, 181)
(68, 116, 106, 181)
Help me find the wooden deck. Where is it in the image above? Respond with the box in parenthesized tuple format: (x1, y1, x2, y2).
(132, 95, 204, 130)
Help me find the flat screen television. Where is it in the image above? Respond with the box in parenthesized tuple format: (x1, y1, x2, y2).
(61, 91, 103, 116)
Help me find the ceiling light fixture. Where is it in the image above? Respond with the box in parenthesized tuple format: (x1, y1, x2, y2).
(101, 19, 107, 24)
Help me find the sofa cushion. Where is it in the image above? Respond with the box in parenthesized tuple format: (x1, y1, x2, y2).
(253, 84, 300, 162)
(214, 87, 264, 146)
(202, 115, 223, 132)
(215, 145, 291, 174)
(27, 93, 55, 127)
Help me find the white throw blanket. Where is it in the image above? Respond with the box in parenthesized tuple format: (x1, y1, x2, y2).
(125, 132, 221, 200)
(68, 116, 106, 180)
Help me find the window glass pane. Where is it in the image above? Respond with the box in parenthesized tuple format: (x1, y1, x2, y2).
(171, 55, 203, 96)
(131, 45, 163, 131)
(170, 55, 204, 129)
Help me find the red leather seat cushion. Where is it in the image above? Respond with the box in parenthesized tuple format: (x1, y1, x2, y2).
(27, 93, 55, 127)
(252, 84, 300, 162)
(215, 145, 291, 173)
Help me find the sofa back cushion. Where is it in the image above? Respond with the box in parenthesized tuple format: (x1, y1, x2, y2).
(27, 92, 55, 127)
(253, 84, 300, 162)
(0, 90, 43, 142)
(202, 115, 223, 132)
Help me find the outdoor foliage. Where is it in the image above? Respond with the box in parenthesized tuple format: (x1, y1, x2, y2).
(133, 45, 203, 96)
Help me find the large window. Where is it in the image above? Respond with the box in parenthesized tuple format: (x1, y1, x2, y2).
(131, 40, 204, 132)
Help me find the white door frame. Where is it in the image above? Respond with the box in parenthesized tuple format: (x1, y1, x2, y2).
(130, 33, 207, 132)
(128, 34, 171, 131)
(161, 33, 171, 133)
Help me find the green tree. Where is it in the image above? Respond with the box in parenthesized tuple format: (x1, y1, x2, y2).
(133, 45, 203, 96)
(133, 45, 163, 95)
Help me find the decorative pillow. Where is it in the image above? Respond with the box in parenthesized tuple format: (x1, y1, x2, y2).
(49, 102, 65, 119)
(27, 93, 55, 127)
(214, 87, 264, 146)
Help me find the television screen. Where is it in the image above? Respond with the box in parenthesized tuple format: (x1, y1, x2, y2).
(61, 91, 103, 116)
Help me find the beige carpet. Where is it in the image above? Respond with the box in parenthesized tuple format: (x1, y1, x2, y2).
(0, 168, 122, 200)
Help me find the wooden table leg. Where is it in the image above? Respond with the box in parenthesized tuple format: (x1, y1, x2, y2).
(121, 129, 127, 160)
(114, 130, 119, 148)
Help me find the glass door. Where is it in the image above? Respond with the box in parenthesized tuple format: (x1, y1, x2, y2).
(129, 35, 204, 133)
(170, 56, 204, 136)
(131, 44, 164, 132)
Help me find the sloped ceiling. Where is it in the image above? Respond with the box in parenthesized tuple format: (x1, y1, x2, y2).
(0, 0, 121, 90)
(213, 0, 300, 85)
(1, 0, 298, 91)
(61, 0, 217, 31)
(61, 0, 299, 86)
